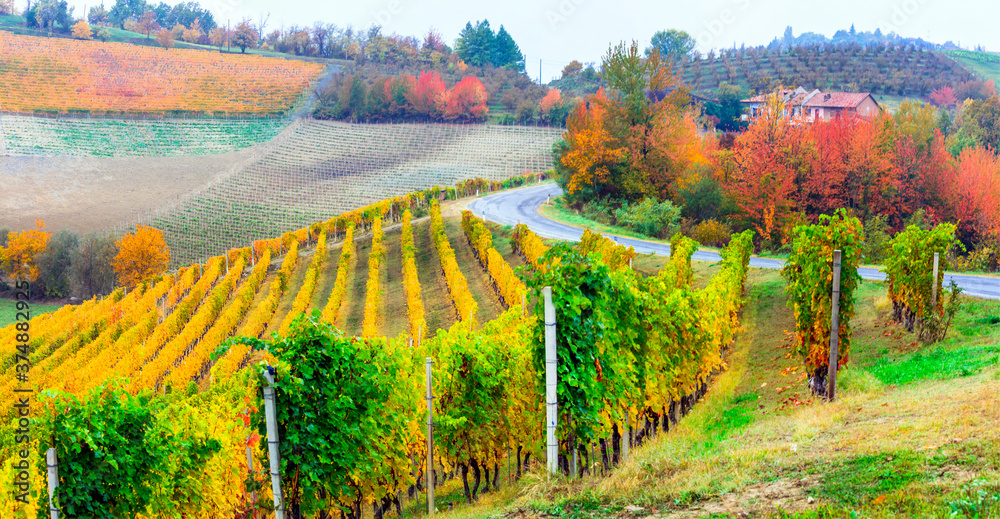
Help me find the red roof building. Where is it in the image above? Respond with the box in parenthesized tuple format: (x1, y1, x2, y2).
(740, 88, 881, 122)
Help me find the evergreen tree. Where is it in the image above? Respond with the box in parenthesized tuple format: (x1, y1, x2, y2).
(455, 20, 496, 67)
(494, 25, 524, 70)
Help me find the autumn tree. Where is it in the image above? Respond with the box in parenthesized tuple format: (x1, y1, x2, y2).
(182, 18, 202, 43)
(722, 94, 808, 245)
(598, 41, 700, 200)
(555, 41, 700, 204)
(561, 60, 583, 78)
(209, 26, 226, 48)
(947, 146, 1000, 243)
(111, 225, 170, 289)
(557, 89, 625, 197)
(929, 86, 957, 107)
(0, 219, 51, 282)
(406, 70, 446, 119)
(442, 76, 489, 121)
(539, 88, 565, 125)
(155, 28, 174, 49)
(135, 10, 158, 39)
(71, 19, 92, 39)
(232, 19, 257, 53)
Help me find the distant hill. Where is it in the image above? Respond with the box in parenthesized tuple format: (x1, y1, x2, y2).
(674, 44, 975, 97)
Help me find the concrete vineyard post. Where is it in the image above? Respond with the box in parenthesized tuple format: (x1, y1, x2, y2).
(262, 368, 285, 519)
(47, 448, 58, 519)
(426, 357, 435, 515)
(827, 250, 842, 402)
(543, 286, 558, 478)
(623, 414, 629, 461)
(246, 445, 256, 508)
(932, 252, 940, 310)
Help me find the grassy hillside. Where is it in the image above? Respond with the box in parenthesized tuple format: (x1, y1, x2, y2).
(944, 49, 1000, 84)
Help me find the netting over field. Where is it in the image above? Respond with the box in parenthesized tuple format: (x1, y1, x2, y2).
(0, 115, 287, 157)
(0, 31, 324, 115)
(123, 119, 562, 266)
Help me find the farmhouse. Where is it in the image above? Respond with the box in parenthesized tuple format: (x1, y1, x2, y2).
(741, 88, 881, 122)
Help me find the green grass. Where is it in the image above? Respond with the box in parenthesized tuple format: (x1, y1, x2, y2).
(812, 451, 925, 506)
(0, 298, 62, 327)
(945, 50, 1000, 83)
(873, 94, 923, 114)
(866, 345, 1000, 385)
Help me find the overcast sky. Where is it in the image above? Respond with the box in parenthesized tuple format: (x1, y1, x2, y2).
(60, 0, 1000, 82)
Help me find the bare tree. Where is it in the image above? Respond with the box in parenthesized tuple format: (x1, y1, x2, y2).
(256, 12, 270, 47)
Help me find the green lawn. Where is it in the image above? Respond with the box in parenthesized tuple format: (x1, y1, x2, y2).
(0, 298, 62, 328)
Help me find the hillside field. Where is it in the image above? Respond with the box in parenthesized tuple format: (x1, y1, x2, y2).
(0, 31, 324, 115)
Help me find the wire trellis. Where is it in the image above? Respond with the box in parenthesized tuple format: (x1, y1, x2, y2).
(115, 120, 562, 267)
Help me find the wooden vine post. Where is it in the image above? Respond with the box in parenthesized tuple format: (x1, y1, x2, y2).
(543, 286, 559, 478)
(827, 250, 842, 401)
(262, 368, 285, 519)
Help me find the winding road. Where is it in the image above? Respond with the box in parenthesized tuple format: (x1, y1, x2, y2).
(468, 183, 1000, 300)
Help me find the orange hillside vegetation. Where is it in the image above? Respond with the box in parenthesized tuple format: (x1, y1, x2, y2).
(0, 32, 324, 115)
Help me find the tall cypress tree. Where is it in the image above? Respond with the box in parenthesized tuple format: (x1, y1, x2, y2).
(494, 25, 524, 70)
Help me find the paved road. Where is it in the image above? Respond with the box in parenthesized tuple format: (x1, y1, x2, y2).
(468, 183, 1000, 300)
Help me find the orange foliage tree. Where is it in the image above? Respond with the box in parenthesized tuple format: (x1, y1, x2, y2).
(441, 76, 489, 121)
(722, 95, 808, 245)
(556, 41, 701, 203)
(112, 225, 171, 289)
(72, 20, 92, 40)
(0, 219, 51, 281)
(539, 89, 562, 116)
(560, 89, 625, 195)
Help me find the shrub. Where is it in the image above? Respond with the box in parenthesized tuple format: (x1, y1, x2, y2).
(691, 219, 731, 247)
(613, 198, 682, 238)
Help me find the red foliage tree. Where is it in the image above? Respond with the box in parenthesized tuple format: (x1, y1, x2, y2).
(406, 71, 446, 119)
(441, 76, 489, 121)
(947, 146, 1000, 243)
(929, 86, 957, 107)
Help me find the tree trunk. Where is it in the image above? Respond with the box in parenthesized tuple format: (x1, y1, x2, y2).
(492, 462, 499, 489)
(600, 438, 610, 474)
(516, 446, 523, 479)
(482, 465, 490, 494)
(460, 463, 472, 504)
(523, 452, 532, 473)
(470, 459, 482, 500)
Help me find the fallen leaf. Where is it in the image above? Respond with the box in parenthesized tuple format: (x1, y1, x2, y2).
(873, 494, 887, 505)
